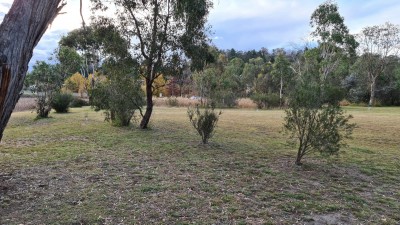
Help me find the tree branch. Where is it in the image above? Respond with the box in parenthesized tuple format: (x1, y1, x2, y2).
(124, 0, 149, 60)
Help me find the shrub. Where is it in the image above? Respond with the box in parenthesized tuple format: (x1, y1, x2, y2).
(90, 74, 144, 127)
(167, 97, 179, 107)
(28, 61, 61, 119)
(36, 96, 53, 118)
(51, 92, 74, 113)
(220, 92, 237, 108)
(284, 74, 355, 165)
(64, 72, 88, 95)
(250, 93, 280, 109)
(187, 105, 221, 144)
(265, 93, 280, 108)
(70, 97, 89, 108)
(250, 93, 267, 109)
(284, 104, 355, 165)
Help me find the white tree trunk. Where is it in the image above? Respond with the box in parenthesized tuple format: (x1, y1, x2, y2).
(0, 0, 65, 141)
(369, 78, 376, 107)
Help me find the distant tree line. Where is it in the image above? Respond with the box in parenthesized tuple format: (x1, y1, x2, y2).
(23, 21, 400, 124)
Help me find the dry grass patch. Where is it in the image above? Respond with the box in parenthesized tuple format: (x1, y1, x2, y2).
(153, 97, 201, 107)
(153, 97, 259, 109)
(13, 97, 36, 112)
(236, 98, 258, 109)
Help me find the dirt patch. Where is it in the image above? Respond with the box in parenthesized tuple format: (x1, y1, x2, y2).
(307, 213, 356, 225)
(1, 136, 90, 148)
(0, 173, 13, 195)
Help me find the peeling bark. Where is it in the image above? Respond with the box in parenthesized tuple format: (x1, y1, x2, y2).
(0, 0, 65, 141)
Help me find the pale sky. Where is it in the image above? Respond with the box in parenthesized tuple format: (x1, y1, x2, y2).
(1, 0, 400, 68)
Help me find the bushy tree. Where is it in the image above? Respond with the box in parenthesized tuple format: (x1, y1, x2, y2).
(214, 57, 243, 107)
(64, 72, 88, 96)
(271, 51, 293, 108)
(91, 0, 213, 128)
(91, 72, 145, 127)
(357, 22, 400, 107)
(90, 40, 144, 127)
(193, 54, 245, 108)
(27, 61, 62, 118)
(193, 67, 217, 106)
(59, 26, 101, 77)
(285, 1, 356, 165)
(284, 69, 355, 165)
(250, 93, 280, 109)
(55, 46, 83, 80)
(242, 57, 266, 94)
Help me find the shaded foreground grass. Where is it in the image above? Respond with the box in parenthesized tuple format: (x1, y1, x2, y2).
(0, 106, 399, 224)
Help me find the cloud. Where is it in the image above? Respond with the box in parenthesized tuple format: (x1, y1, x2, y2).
(0, 1, 12, 8)
(213, 36, 224, 40)
(2, 0, 400, 68)
(339, 0, 400, 33)
(50, 0, 91, 31)
(0, 1, 11, 19)
(29, 30, 68, 69)
(210, 0, 314, 24)
(209, 0, 400, 50)
(209, 0, 318, 50)
(209, 0, 314, 50)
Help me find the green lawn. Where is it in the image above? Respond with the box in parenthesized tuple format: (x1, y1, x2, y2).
(1, 106, 399, 224)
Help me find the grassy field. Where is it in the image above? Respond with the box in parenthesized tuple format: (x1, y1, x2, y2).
(0, 106, 399, 224)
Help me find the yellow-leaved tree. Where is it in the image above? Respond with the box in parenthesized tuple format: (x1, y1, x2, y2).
(64, 72, 86, 96)
(141, 74, 167, 97)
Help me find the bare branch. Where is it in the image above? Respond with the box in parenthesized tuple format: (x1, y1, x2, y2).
(124, 0, 149, 60)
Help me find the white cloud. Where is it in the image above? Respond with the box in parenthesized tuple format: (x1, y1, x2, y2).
(47, 0, 91, 33)
(210, 0, 315, 23)
(209, 0, 400, 50)
(0, 0, 91, 34)
(0, 1, 12, 19)
(0, 5, 8, 14)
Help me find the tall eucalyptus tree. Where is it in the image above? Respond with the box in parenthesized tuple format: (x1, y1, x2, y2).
(91, 0, 213, 128)
(357, 22, 400, 107)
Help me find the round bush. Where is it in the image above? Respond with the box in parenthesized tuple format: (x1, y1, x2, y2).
(51, 93, 73, 113)
(70, 97, 89, 108)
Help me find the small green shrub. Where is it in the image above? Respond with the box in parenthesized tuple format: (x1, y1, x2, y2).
(90, 74, 144, 127)
(265, 93, 280, 108)
(250, 93, 280, 109)
(187, 105, 221, 144)
(51, 92, 73, 113)
(70, 97, 89, 108)
(167, 97, 179, 107)
(284, 71, 355, 165)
